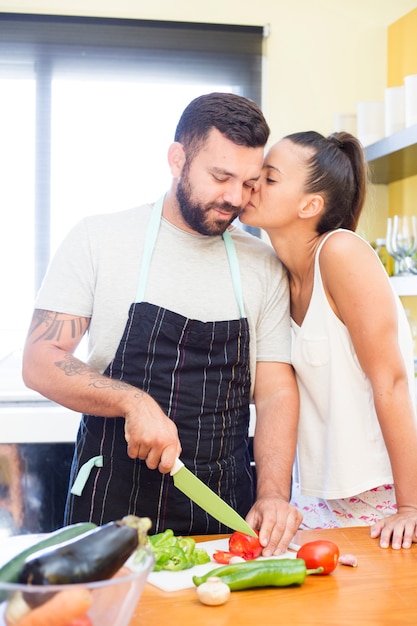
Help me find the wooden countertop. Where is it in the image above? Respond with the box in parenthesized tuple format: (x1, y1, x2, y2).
(129, 526, 417, 626)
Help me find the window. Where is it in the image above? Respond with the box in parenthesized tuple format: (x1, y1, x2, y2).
(0, 14, 264, 362)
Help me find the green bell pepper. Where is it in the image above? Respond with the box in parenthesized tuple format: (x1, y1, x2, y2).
(147, 530, 210, 571)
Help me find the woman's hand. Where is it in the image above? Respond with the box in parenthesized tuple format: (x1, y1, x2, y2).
(370, 507, 417, 549)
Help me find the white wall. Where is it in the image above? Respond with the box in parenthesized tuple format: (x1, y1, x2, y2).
(1, 0, 417, 144)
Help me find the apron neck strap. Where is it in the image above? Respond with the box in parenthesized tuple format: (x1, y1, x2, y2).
(136, 196, 164, 303)
(222, 228, 245, 318)
(136, 196, 246, 318)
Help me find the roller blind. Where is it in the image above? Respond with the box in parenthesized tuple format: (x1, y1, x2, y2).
(0, 13, 263, 357)
(0, 14, 263, 96)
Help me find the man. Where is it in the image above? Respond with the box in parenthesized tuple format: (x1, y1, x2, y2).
(22, 92, 301, 555)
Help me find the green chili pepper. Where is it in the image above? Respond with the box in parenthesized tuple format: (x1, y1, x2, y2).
(152, 549, 173, 572)
(191, 547, 211, 566)
(178, 537, 195, 559)
(152, 546, 187, 572)
(192, 558, 323, 591)
(159, 546, 190, 571)
(148, 529, 175, 547)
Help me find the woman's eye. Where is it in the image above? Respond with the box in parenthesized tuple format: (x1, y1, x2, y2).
(266, 177, 277, 184)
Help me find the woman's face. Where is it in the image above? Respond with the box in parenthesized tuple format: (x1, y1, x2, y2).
(240, 138, 310, 232)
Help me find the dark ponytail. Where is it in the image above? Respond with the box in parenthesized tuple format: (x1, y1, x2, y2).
(284, 130, 368, 234)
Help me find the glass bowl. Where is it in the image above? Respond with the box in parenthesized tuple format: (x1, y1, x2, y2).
(0, 548, 154, 626)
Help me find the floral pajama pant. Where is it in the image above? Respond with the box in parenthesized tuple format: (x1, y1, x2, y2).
(290, 483, 397, 529)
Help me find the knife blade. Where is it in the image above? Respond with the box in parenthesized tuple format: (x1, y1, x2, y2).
(170, 458, 257, 537)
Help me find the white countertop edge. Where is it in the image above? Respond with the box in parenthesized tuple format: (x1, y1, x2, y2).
(0, 405, 80, 444)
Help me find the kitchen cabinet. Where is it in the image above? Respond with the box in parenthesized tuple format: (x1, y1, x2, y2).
(365, 124, 417, 184)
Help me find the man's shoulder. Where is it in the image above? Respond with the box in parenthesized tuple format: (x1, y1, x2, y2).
(84, 203, 152, 228)
(75, 204, 153, 247)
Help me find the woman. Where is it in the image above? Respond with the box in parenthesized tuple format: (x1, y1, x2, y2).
(240, 130, 417, 549)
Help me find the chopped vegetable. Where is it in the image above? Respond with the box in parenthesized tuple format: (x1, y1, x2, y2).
(146, 530, 210, 571)
(7, 588, 93, 626)
(297, 540, 340, 575)
(213, 530, 263, 564)
(212, 550, 236, 565)
(196, 576, 231, 605)
(228, 530, 262, 561)
(193, 558, 323, 591)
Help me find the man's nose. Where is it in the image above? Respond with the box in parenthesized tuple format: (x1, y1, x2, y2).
(222, 182, 245, 208)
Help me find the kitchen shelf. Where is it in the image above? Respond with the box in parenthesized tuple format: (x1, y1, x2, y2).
(365, 124, 417, 184)
(390, 275, 417, 296)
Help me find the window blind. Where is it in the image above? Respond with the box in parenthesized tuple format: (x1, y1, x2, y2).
(0, 13, 264, 355)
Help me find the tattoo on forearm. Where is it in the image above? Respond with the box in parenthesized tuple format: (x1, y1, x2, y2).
(29, 310, 88, 342)
(55, 353, 144, 396)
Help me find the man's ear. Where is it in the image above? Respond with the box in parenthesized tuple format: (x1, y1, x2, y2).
(168, 142, 186, 177)
(299, 194, 324, 219)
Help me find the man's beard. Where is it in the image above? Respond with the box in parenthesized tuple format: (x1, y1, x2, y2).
(176, 170, 241, 236)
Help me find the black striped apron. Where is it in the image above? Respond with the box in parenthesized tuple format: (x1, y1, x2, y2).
(65, 197, 253, 535)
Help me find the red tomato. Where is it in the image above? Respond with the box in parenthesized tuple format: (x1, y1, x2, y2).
(297, 540, 340, 575)
(228, 530, 262, 560)
(212, 550, 235, 564)
(66, 616, 93, 626)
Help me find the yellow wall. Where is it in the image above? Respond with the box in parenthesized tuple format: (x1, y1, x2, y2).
(388, 7, 417, 86)
(387, 7, 417, 223)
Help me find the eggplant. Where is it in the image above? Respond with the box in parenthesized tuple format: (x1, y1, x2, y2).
(18, 515, 151, 587)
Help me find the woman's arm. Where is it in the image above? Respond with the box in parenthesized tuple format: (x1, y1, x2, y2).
(321, 232, 417, 548)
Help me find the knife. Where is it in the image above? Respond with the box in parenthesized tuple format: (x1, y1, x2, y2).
(170, 458, 257, 537)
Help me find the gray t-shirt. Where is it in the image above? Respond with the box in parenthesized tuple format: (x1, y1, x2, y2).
(36, 203, 291, 397)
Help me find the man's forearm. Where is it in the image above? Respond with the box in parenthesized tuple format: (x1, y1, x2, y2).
(23, 347, 143, 418)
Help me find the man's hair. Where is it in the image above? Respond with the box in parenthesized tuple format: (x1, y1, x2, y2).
(174, 92, 270, 160)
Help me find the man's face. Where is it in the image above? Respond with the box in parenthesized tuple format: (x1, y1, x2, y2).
(175, 128, 264, 236)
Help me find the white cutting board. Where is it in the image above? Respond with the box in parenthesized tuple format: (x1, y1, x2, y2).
(147, 538, 297, 592)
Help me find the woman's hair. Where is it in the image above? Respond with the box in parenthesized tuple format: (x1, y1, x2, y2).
(284, 130, 368, 233)
(174, 92, 270, 162)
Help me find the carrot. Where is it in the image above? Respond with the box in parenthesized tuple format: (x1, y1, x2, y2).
(13, 588, 93, 626)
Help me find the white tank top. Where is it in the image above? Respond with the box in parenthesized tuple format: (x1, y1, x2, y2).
(291, 229, 415, 499)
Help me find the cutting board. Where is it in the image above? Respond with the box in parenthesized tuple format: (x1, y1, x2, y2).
(146, 538, 297, 592)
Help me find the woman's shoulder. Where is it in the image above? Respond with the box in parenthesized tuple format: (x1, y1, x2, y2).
(319, 228, 373, 260)
(319, 228, 386, 292)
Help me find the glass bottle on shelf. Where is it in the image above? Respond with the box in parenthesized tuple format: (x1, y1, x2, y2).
(374, 238, 393, 276)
